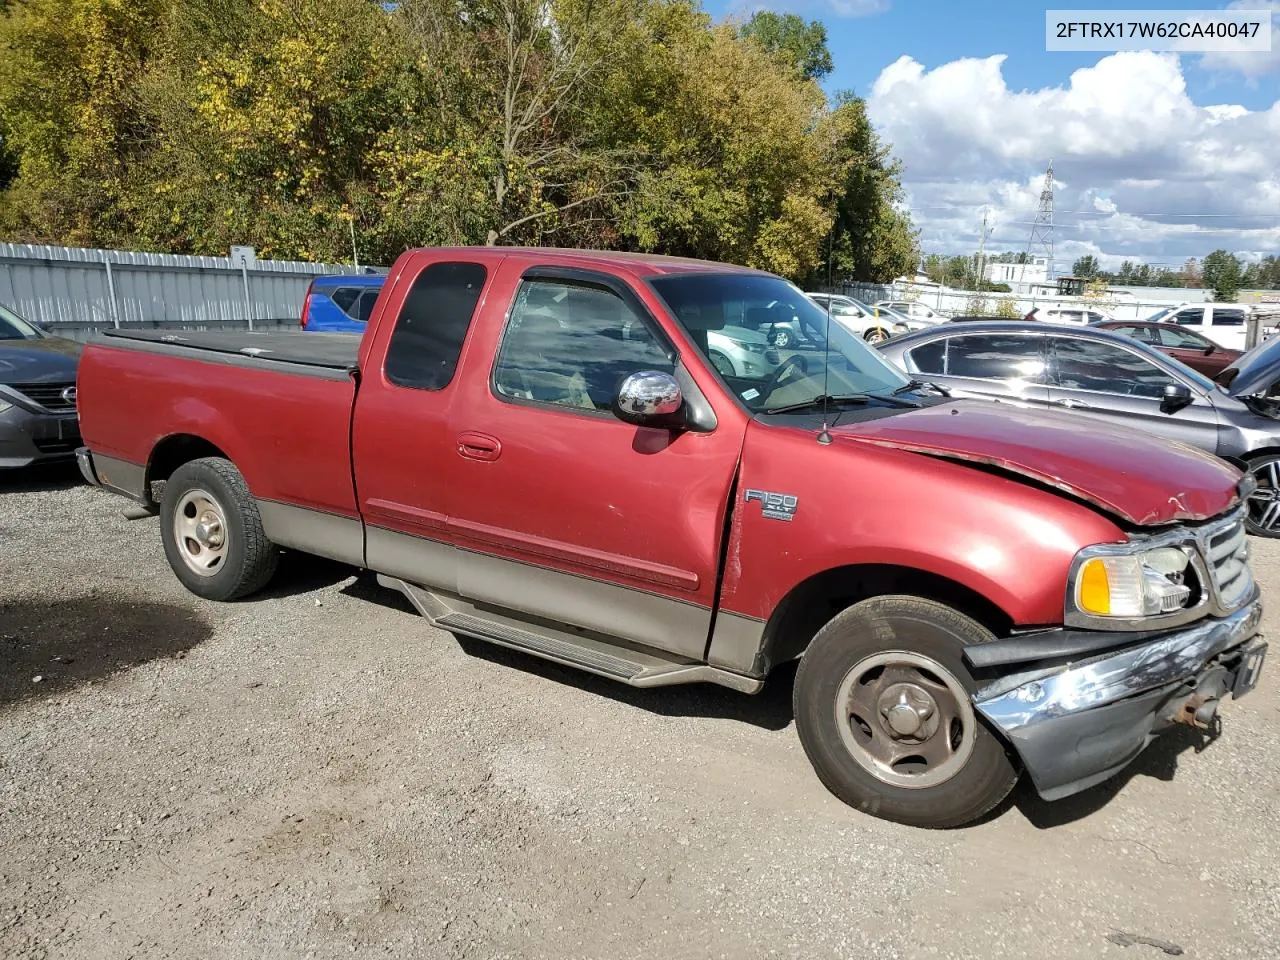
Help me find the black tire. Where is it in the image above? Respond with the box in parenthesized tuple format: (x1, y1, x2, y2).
(863, 327, 889, 344)
(772, 329, 791, 348)
(793, 596, 1019, 828)
(709, 350, 736, 377)
(1243, 453, 1280, 537)
(159, 457, 279, 601)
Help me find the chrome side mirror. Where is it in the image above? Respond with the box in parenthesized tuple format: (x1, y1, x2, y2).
(612, 370, 685, 429)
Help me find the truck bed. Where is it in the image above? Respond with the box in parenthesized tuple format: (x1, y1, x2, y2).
(100, 329, 361, 371)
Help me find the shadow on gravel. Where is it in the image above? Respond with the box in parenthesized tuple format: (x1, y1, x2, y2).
(0, 462, 84, 494)
(0, 596, 210, 708)
(254, 552, 359, 600)
(970, 724, 1210, 829)
(341, 574, 797, 731)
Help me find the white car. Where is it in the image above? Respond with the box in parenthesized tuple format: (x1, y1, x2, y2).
(1142, 303, 1252, 351)
(875, 300, 950, 323)
(806, 293, 928, 344)
(1037, 307, 1115, 326)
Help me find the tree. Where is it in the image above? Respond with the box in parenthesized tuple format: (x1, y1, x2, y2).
(0, 0, 914, 275)
(1181, 257, 1203, 288)
(1072, 255, 1099, 278)
(1203, 249, 1242, 302)
(737, 11, 832, 81)
(809, 93, 917, 284)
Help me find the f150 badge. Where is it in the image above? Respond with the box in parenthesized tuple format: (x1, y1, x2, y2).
(744, 489, 798, 522)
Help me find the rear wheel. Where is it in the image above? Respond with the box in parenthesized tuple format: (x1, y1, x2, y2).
(1245, 453, 1280, 537)
(771, 328, 792, 348)
(793, 596, 1019, 828)
(863, 326, 890, 345)
(159, 457, 279, 600)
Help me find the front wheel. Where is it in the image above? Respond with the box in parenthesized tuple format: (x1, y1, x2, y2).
(709, 350, 736, 377)
(793, 596, 1019, 828)
(159, 456, 279, 601)
(1244, 453, 1280, 537)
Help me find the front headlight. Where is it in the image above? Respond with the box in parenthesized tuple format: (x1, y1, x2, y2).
(1074, 547, 1192, 618)
(741, 342, 766, 355)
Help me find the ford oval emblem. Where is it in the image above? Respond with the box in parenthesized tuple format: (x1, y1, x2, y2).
(61, 385, 77, 405)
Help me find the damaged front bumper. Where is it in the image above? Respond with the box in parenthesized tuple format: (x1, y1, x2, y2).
(972, 595, 1266, 801)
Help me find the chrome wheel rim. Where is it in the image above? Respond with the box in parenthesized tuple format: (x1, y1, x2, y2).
(173, 488, 229, 577)
(834, 651, 976, 789)
(1247, 461, 1280, 532)
(865, 329, 888, 344)
(773, 331, 790, 347)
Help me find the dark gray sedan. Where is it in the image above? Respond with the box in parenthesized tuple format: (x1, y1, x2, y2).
(877, 321, 1280, 536)
(0, 303, 81, 468)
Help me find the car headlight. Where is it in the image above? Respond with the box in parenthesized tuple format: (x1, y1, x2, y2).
(1068, 544, 1198, 626)
(742, 342, 766, 354)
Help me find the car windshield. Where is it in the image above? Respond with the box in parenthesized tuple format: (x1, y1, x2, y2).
(1142, 307, 1175, 323)
(0, 303, 44, 340)
(650, 273, 912, 413)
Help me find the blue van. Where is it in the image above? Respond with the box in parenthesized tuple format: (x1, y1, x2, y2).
(299, 274, 386, 332)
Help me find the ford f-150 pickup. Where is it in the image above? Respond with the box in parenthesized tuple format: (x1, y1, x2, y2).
(74, 246, 1267, 827)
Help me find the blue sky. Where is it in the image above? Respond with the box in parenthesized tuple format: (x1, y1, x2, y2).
(704, 0, 1280, 265)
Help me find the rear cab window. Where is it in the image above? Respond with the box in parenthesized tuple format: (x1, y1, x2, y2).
(383, 262, 487, 390)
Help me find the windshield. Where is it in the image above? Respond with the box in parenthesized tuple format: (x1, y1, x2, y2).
(0, 303, 44, 340)
(1142, 307, 1174, 323)
(649, 273, 912, 413)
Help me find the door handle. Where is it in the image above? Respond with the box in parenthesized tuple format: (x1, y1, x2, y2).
(457, 432, 502, 462)
(1053, 398, 1089, 409)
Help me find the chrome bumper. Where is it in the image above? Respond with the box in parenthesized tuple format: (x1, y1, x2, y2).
(975, 595, 1264, 800)
(75, 446, 100, 487)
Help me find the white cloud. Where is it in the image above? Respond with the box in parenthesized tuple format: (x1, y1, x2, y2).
(867, 51, 1280, 268)
(1199, 1, 1280, 79)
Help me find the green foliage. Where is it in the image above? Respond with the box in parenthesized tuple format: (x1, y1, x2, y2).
(0, 0, 914, 278)
(1072, 255, 1099, 278)
(737, 11, 832, 81)
(1203, 249, 1242, 302)
(993, 297, 1020, 319)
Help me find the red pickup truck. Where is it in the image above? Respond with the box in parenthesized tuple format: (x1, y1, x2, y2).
(75, 246, 1266, 827)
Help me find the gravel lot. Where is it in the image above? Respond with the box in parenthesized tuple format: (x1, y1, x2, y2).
(2, 464, 1278, 960)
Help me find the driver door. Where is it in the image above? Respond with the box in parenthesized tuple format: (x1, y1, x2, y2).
(444, 266, 745, 660)
(1044, 334, 1221, 453)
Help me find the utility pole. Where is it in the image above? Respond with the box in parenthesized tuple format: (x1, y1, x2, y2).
(975, 207, 991, 292)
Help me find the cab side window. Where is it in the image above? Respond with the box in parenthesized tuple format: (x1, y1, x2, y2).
(492, 279, 673, 413)
(384, 262, 488, 391)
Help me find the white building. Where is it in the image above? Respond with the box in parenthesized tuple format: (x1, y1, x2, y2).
(984, 257, 1049, 287)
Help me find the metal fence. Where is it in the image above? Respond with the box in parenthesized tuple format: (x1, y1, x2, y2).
(0, 242, 377, 340)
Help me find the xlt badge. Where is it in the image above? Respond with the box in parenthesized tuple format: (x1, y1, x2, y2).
(744, 489, 798, 522)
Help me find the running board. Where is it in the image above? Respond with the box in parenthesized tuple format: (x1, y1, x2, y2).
(377, 575, 762, 694)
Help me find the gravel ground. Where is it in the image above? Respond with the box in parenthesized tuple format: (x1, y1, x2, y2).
(2, 464, 1278, 960)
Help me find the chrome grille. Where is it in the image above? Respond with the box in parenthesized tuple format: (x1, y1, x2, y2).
(1200, 511, 1252, 610)
(11, 382, 76, 411)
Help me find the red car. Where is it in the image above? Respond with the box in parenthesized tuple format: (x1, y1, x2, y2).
(74, 246, 1265, 828)
(1095, 320, 1242, 377)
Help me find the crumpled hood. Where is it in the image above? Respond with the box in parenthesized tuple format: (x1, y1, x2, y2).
(0, 336, 82, 384)
(833, 401, 1243, 526)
